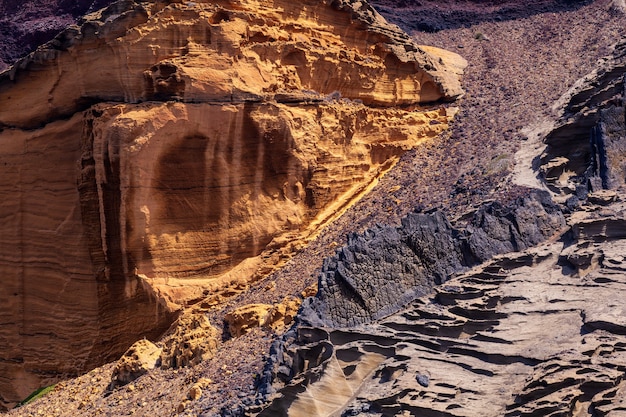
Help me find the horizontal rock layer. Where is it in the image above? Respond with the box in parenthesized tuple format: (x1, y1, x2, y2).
(0, 0, 464, 130)
(0, 0, 464, 409)
(244, 201, 626, 417)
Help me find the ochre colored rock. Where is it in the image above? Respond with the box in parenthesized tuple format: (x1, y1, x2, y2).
(0, 0, 464, 408)
(0, 0, 463, 130)
(225, 296, 302, 337)
(109, 339, 162, 390)
(253, 204, 626, 416)
(264, 296, 302, 332)
(225, 304, 273, 338)
(301, 283, 319, 298)
(159, 312, 218, 369)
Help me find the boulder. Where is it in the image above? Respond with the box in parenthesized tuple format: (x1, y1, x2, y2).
(159, 312, 218, 369)
(108, 339, 162, 390)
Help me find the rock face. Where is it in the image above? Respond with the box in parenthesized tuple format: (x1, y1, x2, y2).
(234, 35, 626, 416)
(540, 40, 626, 201)
(0, 0, 464, 409)
(244, 199, 626, 417)
(300, 191, 565, 328)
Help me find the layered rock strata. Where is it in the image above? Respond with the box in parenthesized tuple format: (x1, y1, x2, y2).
(242, 199, 626, 417)
(0, 0, 464, 409)
(300, 190, 565, 328)
(540, 40, 626, 200)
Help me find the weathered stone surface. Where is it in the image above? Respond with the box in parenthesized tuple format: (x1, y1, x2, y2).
(225, 296, 302, 337)
(244, 202, 626, 417)
(225, 304, 274, 338)
(298, 190, 565, 328)
(0, 0, 463, 130)
(540, 41, 626, 198)
(0, 0, 464, 408)
(108, 339, 162, 390)
(159, 312, 218, 370)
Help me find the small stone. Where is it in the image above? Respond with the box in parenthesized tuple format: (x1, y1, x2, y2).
(127, 384, 135, 392)
(187, 385, 202, 401)
(177, 400, 189, 413)
(588, 189, 617, 205)
(416, 374, 430, 387)
(197, 377, 212, 386)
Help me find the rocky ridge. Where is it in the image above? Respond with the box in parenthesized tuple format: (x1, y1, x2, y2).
(248, 202, 626, 416)
(0, 0, 465, 410)
(230, 17, 626, 415)
(301, 190, 565, 328)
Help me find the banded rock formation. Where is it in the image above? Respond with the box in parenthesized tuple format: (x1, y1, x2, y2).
(0, 0, 465, 409)
(540, 40, 626, 201)
(245, 202, 626, 416)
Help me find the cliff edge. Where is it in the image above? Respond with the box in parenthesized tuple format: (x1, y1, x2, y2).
(0, 0, 464, 409)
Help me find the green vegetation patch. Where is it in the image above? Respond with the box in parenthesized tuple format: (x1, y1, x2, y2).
(15, 384, 56, 408)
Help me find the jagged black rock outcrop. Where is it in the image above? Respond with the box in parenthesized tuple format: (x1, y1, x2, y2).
(299, 190, 565, 328)
(234, 197, 626, 417)
(232, 190, 566, 417)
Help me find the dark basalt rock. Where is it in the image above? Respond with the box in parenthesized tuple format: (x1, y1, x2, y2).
(299, 190, 565, 329)
(236, 190, 566, 416)
(236, 199, 626, 417)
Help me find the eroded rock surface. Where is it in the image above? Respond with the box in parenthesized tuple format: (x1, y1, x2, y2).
(245, 201, 626, 417)
(159, 311, 219, 370)
(109, 339, 162, 389)
(540, 40, 626, 201)
(0, 0, 464, 408)
(299, 190, 565, 328)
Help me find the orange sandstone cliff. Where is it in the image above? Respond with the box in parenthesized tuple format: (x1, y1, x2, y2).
(0, 0, 464, 408)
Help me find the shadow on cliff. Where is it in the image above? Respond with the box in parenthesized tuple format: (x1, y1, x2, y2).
(370, 0, 594, 33)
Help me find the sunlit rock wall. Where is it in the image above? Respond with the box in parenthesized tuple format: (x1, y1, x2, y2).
(0, 0, 464, 408)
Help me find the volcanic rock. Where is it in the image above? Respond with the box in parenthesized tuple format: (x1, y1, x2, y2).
(298, 190, 565, 328)
(225, 296, 302, 337)
(0, 0, 464, 408)
(225, 304, 274, 338)
(159, 312, 219, 370)
(0, 0, 115, 71)
(540, 40, 626, 198)
(246, 200, 626, 417)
